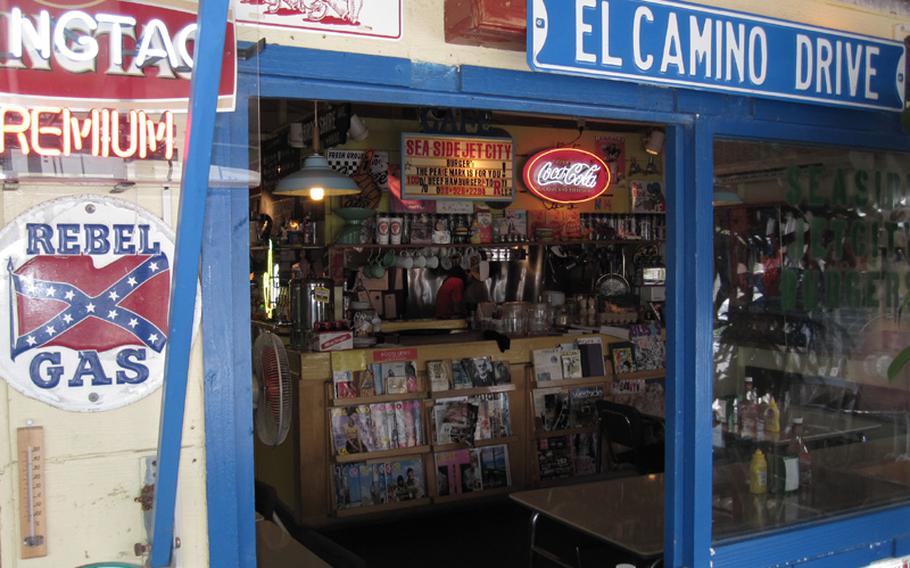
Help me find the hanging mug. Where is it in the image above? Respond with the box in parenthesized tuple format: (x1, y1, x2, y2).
(381, 249, 397, 268)
(426, 255, 440, 269)
(395, 250, 414, 269)
(440, 254, 453, 270)
(413, 250, 427, 269)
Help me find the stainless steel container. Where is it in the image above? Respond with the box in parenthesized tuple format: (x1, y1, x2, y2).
(290, 276, 334, 348)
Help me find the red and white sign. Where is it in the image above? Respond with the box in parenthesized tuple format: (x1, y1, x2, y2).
(372, 348, 417, 363)
(0, 196, 199, 411)
(234, 0, 402, 40)
(522, 148, 612, 205)
(0, 0, 237, 111)
(401, 133, 514, 202)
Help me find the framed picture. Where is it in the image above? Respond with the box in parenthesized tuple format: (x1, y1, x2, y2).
(609, 342, 636, 375)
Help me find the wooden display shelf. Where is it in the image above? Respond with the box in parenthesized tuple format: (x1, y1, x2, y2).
(330, 391, 428, 406)
(431, 436, 519, 452)
(532, 376, 613, 389)
(430, 384, 517, 398)
(613, 369, 666, 381)
(535, 426, 598, 439)
(333, 497, 432, 518)
(333, 445, 431, 464)
(432, 487, 511, 504)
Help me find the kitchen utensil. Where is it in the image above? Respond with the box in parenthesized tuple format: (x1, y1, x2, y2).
(381, 249, 396, 268)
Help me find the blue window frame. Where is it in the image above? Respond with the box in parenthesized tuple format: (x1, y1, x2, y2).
(202, 42, 910, 568)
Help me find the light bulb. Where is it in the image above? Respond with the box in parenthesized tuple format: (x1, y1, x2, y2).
(309, 186, 325, 201)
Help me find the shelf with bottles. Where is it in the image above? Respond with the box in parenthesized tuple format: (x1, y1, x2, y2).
(329, 239, 664, 250)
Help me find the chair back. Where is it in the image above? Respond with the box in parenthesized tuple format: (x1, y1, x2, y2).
(596, 399, 644, 472)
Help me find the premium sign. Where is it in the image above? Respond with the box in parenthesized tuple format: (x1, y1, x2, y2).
(0, 196, 188, 411)
(528, 0, 906, 111)
(522, 148, 612, 204)
(401, 133, 514, 202)
(0, 106, 175, 159)
(0, 0, 237, 110)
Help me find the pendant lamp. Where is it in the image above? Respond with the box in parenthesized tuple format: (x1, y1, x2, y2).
(275, 101, 359, 200)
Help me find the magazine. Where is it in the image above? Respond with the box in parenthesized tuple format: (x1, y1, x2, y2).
(433, 398, 478, 445)
(332, 401, 424, 455)
(331, 458, 426, 510)
(560, 349, 583, 380)
(571, 432, 600, 476)
(629, 324, 665, 371)
(533, 348, 564, 382)
(427, 360, 451, 392)
(577, 336, 606, 377)
(465, 357, 495, 387)
(533, 388, 570, 431)
(369, 364, 384, 395)
(357, 367, 376, 397)
(493, 360, 512, 385)
(537, 436, 573, 480)
(569, 386, 604, 428)
(330, 406, 367, 455)
(609, 342, 636, 375)
(475, 393, 512, 440)
(383, 361, 409, 394)
(460, 449, 482, 493)
(333, 370, 358, 399)
(451, 359, 473, 389)
(479, 445, 511, 490)
(435, 450, 472, 497)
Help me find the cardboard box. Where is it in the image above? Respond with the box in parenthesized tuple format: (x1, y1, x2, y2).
(312, 331, 353, 352)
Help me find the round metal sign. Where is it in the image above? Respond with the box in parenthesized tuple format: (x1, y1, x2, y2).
(522, 148, 612, 204)
(0, 195, 181, 411)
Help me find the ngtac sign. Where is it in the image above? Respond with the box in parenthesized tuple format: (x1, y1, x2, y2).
(0, 0, 236, 160)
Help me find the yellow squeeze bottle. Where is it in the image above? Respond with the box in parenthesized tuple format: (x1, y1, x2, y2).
(765, 397, 781, 434)
(750, 449, 768, 494)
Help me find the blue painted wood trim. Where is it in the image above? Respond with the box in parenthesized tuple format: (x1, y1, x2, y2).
(663, 124, 686, 567)
(200, 85, 257, 567)
(148, 0, 231, 564)
(712, 503, 910, 567)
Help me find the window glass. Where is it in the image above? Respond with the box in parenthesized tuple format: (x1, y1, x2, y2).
(712, 140, 910, 542)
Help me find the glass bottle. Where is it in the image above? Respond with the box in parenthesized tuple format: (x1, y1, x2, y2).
(787, 417, 811, 489)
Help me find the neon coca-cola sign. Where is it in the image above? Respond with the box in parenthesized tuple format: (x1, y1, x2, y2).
(522, 148, 612, 204)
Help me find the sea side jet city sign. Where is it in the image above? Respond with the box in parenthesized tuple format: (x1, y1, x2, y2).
(0, 0, 237, 109)
(0, 196, 189, 411)
(522, 148, 612, 204)
(529, 0, 906, 111)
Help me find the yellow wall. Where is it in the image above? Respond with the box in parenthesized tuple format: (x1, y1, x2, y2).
(0, 181, 210, 565)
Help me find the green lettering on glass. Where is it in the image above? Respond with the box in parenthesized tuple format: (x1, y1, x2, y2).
(871, 222, 880, 258)
(809, 165, 825, 207)
(875, 170, 883, 209)
(781, 268, 798, 311)
(850, 221, 867, 257)
(865, 272, 880, 308)
(786, 166, 802, 206)
(832, 169, 848, 207)
(804, 270, 820, 310)
(886, 272, 900, 309)
(846, 271, 862, 308)
(810, 217, 827, 260)
(887, 172, 902, 210)
(886, 223, 899, 257)
(830, 219, 847, 260)
(825, 270, 841, 308)
(787, 218, 804, 264)
(854, 170, 869, 207)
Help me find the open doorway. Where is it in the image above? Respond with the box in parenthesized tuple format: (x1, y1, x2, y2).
(249, 99, 670, 568)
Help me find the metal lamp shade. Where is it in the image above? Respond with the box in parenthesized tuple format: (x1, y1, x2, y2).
(274, 153, 360, 196)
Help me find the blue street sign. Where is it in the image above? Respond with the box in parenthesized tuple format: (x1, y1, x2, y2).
(528, 0, 906, 111)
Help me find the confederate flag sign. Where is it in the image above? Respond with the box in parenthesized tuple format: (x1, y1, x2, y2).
(0, 196, 184, 411)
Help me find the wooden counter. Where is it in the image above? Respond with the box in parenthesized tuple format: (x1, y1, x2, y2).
(266, 332, 649, 526)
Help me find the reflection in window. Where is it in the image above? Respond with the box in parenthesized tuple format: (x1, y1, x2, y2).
(712, 140, 910, 542)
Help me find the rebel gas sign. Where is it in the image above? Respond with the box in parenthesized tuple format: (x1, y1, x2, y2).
(0, 196, 190, 411)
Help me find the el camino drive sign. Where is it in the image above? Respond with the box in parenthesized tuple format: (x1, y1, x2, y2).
(528, 0, 906, 111)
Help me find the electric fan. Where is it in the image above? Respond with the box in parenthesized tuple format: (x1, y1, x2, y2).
(252, 331, 293, 446)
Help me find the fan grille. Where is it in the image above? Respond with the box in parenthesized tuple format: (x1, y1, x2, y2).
(253, 331, 292, 446)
